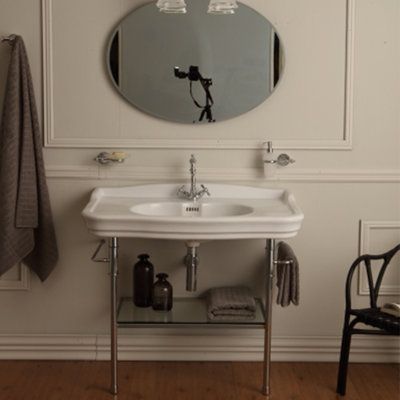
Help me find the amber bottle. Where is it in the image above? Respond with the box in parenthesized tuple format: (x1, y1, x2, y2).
(152, 273, 173, 311)
(133, 254, 154, 307)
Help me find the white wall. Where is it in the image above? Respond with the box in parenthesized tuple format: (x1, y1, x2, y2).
(0, 0, 399, 362)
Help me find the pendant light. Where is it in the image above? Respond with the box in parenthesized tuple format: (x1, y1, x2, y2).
(156, 0, 187, 14)
(207, 0, 238, 15)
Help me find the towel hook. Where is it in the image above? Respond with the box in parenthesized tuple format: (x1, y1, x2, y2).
(1, 34, 16, 45)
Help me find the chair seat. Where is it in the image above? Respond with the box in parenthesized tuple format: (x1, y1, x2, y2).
(351, 308, 400, 335)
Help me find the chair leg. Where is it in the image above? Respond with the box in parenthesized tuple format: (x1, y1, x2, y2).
(337, 323, 353, 396)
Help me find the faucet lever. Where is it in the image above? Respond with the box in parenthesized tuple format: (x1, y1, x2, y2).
(200, 184, 210, 197)
(177, 185, 189, 197)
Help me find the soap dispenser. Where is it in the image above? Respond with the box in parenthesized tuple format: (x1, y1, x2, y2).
(263, 141, 276, 178)
(133, 254, 154, 308)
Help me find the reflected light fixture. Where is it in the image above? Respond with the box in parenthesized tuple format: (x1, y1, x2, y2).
(156, 0, 187, 14)
(207, 0, 238, 15)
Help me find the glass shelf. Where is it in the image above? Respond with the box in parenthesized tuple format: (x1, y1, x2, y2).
(117, 297, 265, 327)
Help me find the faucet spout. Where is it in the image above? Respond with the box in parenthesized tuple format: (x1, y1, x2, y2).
(189, 154, 197, 196)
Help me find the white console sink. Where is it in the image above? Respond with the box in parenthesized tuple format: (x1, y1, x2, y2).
(82, 184, 304, 240)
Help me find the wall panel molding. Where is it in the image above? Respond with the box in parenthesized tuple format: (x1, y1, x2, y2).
(0, 333, 398, 362)
(45, 165, 400, 183)
(46, 165, 99, 180)
(0, 264, 30, 291)
(41, 0, 54, 150)
(358, 220, 400, 296)
(41, 0, 355, 150)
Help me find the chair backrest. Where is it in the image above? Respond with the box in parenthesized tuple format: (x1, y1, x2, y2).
(345, 244, 400, 311)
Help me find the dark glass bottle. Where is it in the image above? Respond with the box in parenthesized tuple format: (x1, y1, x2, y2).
(152, 273, 173, 311)
(133, 254, 154, 308)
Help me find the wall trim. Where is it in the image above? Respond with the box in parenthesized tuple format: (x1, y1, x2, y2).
(0, 333, 398, 362)
(45, 165, 99, 180)
(41, 0, 355, 150)
(358, 221, 400, 296)
(41, 0, 54, 150)
(45, 165, 400, 183)
(0, 264, 30, 291)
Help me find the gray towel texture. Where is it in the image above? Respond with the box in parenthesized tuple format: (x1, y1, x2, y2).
(0, 35, 58, 281)
(276, 242, 299, 307)
(207, 286, 256, 321)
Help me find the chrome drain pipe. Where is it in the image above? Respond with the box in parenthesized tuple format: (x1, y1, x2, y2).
(184, 242, 200, 292)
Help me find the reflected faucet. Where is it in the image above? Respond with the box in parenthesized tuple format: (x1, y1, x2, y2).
(177, 155, 210, 201)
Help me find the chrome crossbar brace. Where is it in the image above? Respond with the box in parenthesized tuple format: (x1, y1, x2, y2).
(91, 239, 110, 263)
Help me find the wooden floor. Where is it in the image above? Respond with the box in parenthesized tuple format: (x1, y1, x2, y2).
(0, 361, 398, 400)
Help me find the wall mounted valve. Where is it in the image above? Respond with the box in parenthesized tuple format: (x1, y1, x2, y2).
(263, 141, 295, 167)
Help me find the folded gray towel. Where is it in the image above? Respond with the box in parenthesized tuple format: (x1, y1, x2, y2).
(207, 286, 256, 321)
(0, 35, 58, 281)
(276, 242, 299, 307)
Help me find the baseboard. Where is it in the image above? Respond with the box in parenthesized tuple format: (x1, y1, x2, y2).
(0, 331, 398, 363)
(0, 334, 97, 360)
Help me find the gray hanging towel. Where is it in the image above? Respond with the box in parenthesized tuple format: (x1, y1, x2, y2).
(207, 286, 256, 320)
(0, 35, 58, 281)
(276, 242, 299, 307)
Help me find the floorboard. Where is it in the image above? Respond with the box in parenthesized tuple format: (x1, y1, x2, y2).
(0, 361, 398, 400)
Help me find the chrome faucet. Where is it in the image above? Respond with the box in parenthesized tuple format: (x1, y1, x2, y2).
(177, 154, 210, 201)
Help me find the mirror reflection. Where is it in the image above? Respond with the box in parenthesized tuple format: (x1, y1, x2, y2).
(107, 0, 284, 124)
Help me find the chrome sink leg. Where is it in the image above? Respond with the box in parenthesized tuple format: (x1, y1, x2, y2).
(109, 237, 119, 395)
(262, 239, 276, 396)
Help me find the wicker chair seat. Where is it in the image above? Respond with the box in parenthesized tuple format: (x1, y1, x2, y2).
(351, 308, 400, 335)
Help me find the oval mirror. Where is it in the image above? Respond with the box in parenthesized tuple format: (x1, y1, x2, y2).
(107, 0, 284, 124)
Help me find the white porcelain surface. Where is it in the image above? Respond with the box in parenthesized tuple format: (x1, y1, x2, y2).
(82, 184, 304, 240)
(130, 202, 254, 218)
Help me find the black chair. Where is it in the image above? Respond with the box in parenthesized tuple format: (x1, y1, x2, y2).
(336, 244, 400, 395)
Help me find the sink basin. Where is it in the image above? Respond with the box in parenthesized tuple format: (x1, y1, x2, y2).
(82, 183, 304, 240)
(131, 202, 254, 218)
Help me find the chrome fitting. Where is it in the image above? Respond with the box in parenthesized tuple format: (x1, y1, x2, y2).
(177, 154, 210, 201)
(94, 152, 126, 165)
(184, 242, 200, 292)
(264, 153, 295, 166)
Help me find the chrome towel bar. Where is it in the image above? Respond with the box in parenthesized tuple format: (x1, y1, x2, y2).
(273, 259, 293, 265)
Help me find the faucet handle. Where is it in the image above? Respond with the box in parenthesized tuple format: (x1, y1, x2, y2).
(200, 184, 210, 197)
(177, 185, 188, 198)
